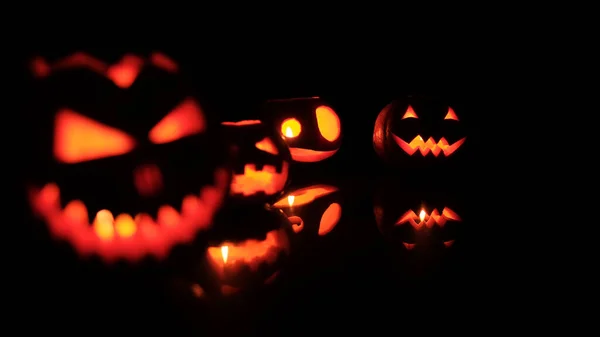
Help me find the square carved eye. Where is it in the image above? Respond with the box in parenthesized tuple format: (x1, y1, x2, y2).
(148, 98, 206, 144)
(54, 109, 136, 164)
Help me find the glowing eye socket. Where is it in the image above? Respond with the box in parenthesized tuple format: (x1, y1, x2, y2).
(281, 118, 301, 138)
(148, 98, 206, 144)
(255, 138, 279, 155)
(315, 105, 340, 142)
(54, 109, 136, 164)
(444, 107, 459, 121)
(401, 105, 418, 119)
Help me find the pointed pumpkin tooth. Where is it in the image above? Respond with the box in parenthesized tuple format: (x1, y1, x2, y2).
(157, 205, 180, 227)
(181, 195, 200, 215)
(39, 183, 60, 206)
(200, 186, 221, 209)
(115, 213, 136, 238)
(63, 200, 88, 224)
(93, 209, 114, 240)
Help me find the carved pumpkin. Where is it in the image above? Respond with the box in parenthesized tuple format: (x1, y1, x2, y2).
(373, 95, 466, 166)
(220, 120, 291, 203)
(261, 97, 342, 162)
(373, 182, 463, 250)
(24, 51, 231, 263)
(271, 184, 342, 239)
(184, 205, 292, 298)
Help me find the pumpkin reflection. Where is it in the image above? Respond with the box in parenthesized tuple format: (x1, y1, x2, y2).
(262, 97, 342, 162)
(190, 206, 292, 298)
(271, 184, 342, 238)
(373, 181, 464, 250)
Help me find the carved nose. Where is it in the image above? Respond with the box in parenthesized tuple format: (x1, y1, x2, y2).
(133, 164, 163, 197)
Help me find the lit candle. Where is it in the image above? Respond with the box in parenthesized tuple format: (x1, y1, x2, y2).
(287, 195, 295, 207)
(221, 245, 229, 264)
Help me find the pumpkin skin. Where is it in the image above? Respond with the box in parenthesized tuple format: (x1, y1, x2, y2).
(24, 50, 231, 263)
(178, 205, 292, 299)
(220, 120, 291, 204)
(373, 95, 467, 167)
(373, 181, 464, 251)
(270, 184, 342, 240)
(261, 97, 342, 163)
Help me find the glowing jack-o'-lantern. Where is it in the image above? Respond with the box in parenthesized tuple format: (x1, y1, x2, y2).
(271, 184, 342, 239)
(373, 96, 467, 165)
(24, 51, 231, 263)
(185, 206, 292, 297)
(220, 120, 291, 203)
(373, 182, 464, 250)
(261, 97, 342, 162)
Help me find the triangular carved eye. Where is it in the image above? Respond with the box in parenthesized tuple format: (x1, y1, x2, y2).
(401, 105, 418, 119)
(444, 107, 459, 121)
(149, 98, 206, 144)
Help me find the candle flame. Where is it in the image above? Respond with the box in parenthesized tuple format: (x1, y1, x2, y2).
(285, 127, 293, 137)
(221, 245, 228, 264)
(419, 209, 426, 222)
(288, 195, 295, 206)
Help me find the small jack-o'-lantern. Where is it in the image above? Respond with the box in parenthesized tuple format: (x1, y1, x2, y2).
(373, 182, 464, 250)
(373, 95, 466, 165)
(220, 120, 291, 203)
(262, 97, 342, 162)
(24, 51, 231, 263)
(186, 205, 292, 298)
(271, 184, 342, 239)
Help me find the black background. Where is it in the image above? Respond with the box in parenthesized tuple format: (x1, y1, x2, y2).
(13, 43, 503, 335)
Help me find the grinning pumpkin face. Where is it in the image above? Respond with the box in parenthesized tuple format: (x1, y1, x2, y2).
(220, 120, 291, 203)
(271, 184, 342, 238)
(262, 97, 342, 162)
(373, 182, 464, 250)
(373, 96, 466, 164)
(25, 51, 231, 262)
(186, 206, 292, 297)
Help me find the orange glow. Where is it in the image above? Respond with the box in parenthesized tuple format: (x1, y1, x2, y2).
(106, 54, 144, 88)
(272, 185, 338, 208)
(206, 229, 290, 279)
(221, 245, 229, 264)
(149, 52, 179, 72)
(444, 107, 459, 121)
(148, 98, 206, 144)
(191, 284, 205, 298)
(318, 203, 341, 236)
(230, 162, 289, 196)
(288, 216, 304, 233)
(28, 168, 230, 262)
(401, 105, 418, 119)
(288, 148, 338, 162)
(392, 134, 466, 157)
(54, 109, 136, 164)
(255, 138, 279, 155)
(315, 105, 341, 142)
(395, 207, 461, 229)
(32, 52, 181, 87)
(281, 118, 301, 138)
(133, 164, 163, 197)
(221, 120, 262, 126)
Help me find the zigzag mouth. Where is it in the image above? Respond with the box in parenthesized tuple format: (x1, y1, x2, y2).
(230, 162, 289, 196)
(28, 168, 229, 262)
(392, 134, 466, 157)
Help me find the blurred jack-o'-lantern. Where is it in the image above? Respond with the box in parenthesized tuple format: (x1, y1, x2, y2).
(220, 120, 291, 203)
(373, 95, 466, 165)
(183, 205, 292, 298)
(373, 182, 464, 250)
(261, 97, 341, 162)
(271, 184, 342, 239)
(24, 50, 231, 263)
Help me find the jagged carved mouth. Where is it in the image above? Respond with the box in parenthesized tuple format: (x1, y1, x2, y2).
(230, 162, 289, 196)
(395, 207, 461, 229)
(288, 148, 338, 162)
(392, 134, 466, 157)
(28, 169, 229, 261)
